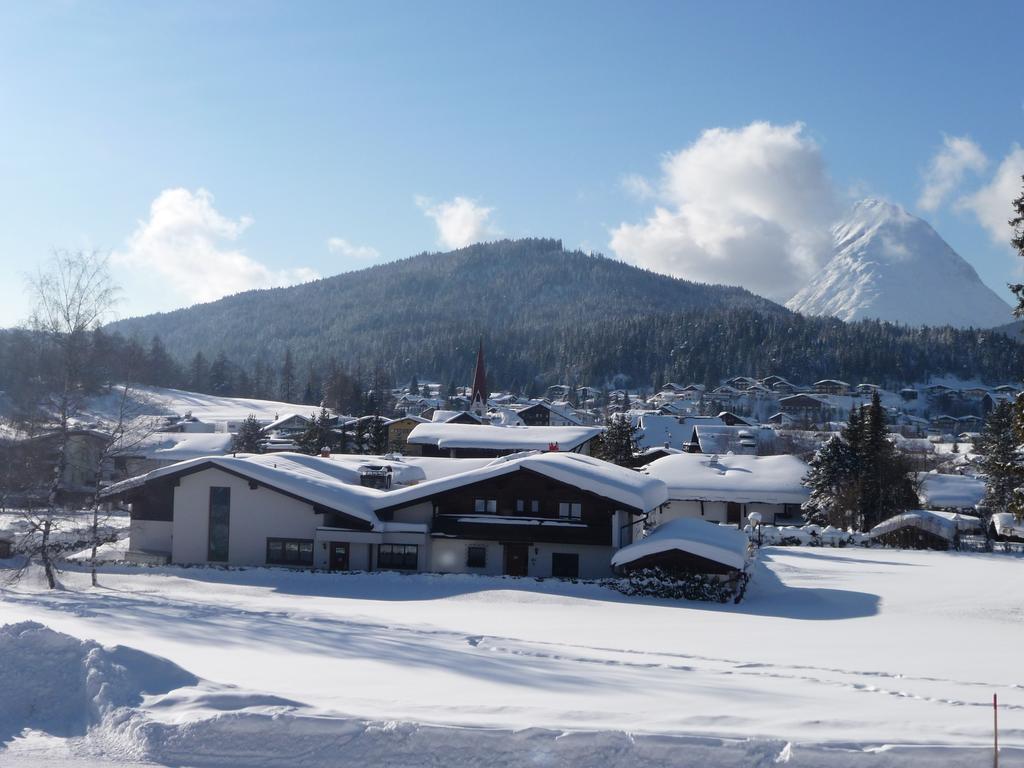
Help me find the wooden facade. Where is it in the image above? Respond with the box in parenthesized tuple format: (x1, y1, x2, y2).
(378, 467, 636, 547)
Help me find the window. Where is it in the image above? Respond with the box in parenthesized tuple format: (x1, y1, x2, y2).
(208, 487, 230, 562)
(466, 545, 486, 568)
(266, 538, 314, 566)
(474, 498, 497, 514)
(551, 553, 580, 578)
(378, 544, 418, 570)
(515, 499, 540, 514)
(558, 502, 582, 520)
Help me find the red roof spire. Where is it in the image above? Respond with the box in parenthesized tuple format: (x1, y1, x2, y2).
(470, 338, 488, 415)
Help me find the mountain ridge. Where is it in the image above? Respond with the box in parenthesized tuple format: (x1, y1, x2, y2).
(100, 237, 1024, 390)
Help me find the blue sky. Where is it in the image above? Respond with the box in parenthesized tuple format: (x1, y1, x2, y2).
(0, 1, 1021, 325)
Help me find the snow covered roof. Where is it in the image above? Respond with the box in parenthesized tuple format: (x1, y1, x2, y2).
(870, 509, 983, 541)
(406, 423, 602, 451)
(377, 451, 668, 514)
(642, 453, 810, 505)
(130, 432, 235, 462)
(103, 450, 667, 525)
(262, 412, 313, 432)
(991, 513, 1024, 539)
(916, 472, 985, 510)
(102, 453, 390, 525)
(692, 425, 771, 455)
(611, 518, 749, 571)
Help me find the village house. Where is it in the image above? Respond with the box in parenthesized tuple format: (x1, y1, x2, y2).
(385, 415, 429, 450)
(684, 425, 776, 456)
(405, 422, 603, 458)
(640, 452, 810, 527)
(777, 394, 828, 426)
(813, 379, 850, 396)
(870, 509, 982, 551)
(101, 451, 668, 579)
(514, 400, 583, 427)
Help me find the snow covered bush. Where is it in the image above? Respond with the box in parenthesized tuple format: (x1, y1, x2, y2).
(607, 567, 747, 603)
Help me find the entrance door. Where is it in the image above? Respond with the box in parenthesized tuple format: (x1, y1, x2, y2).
(503, 543, 529, 576)
(726, 502, 742, 525)
(329, 542, 350, 571)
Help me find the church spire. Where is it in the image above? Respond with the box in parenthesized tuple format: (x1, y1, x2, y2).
(470, 338, 488, 415)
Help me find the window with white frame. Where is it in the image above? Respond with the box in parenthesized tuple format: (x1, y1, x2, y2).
(558, 501, 582, 520)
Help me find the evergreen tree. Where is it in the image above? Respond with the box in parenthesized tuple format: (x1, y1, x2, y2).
(368, 416, 390, 454)
(208, 351, 233, 396)
(408, 374, 420, 397)
(594, 413, 638, 466)
(802, 435, 859, 527)
(188, 351, 210, 393)
(975, 400, 1023, 517)
(296, 407, 336, 455)
(232, 414, 264, 454)
(352, 417, 370, 454)
(280, 348, 295, 403)
(1009, 175, 1024, 316)
(146, 335, 178, 386)
(802, 396, 915, 531)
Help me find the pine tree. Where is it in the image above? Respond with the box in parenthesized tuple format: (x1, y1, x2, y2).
(280, 348, 295, 403)
(232, 414, 264, 454)
(802, 435, 859, 527)
(188, 351, 210, 393)
(975, 400, 1023, 517)
(594, 413, 638, 466)
(408, 374, 420, 397)
(1009, 175, 1024, 316)
(146, 336, 178, 386)
(802, 397, 915, 532)
(368, 417, 390, 454)
(296, 407, 335, 455)
(208, 351, 233, 395)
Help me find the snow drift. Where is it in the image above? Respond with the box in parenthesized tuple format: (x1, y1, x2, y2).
(0, 621, 197, 745)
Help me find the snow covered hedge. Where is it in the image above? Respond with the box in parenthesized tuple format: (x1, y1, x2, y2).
(606, 567, 748, 603)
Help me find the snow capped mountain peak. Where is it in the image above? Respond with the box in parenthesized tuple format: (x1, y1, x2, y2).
(786, 199, 1013, 329)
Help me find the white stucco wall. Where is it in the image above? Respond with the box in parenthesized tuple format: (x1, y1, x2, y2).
(388, 501, 433, 524)
(128, 519, 173, 554)
(655, 499, 789, 527)
(171, 468, 325, 566)
(430, 538, 503, 576)
(527, 543, 614, 579)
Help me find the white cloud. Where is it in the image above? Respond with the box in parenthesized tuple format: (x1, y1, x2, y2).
(327, 237, 380, 264)
(957, 144, 1024, 245)
(621, 173, 655, 200)
(917, 135, 988, 212)
(416, 195, 496, 249)
(609, 122, 839, 302)
(113, 188, 318, 306)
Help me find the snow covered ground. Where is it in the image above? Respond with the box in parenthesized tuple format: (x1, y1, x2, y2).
(1, 547, 1023, 766)
(77, 385, 323, 428)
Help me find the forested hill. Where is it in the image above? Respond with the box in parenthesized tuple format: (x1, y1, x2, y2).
(105, 238, 781, 379)
(100, 238, 1024, 391)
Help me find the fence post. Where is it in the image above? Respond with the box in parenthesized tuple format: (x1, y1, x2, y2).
(994, 692, 999, 768)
